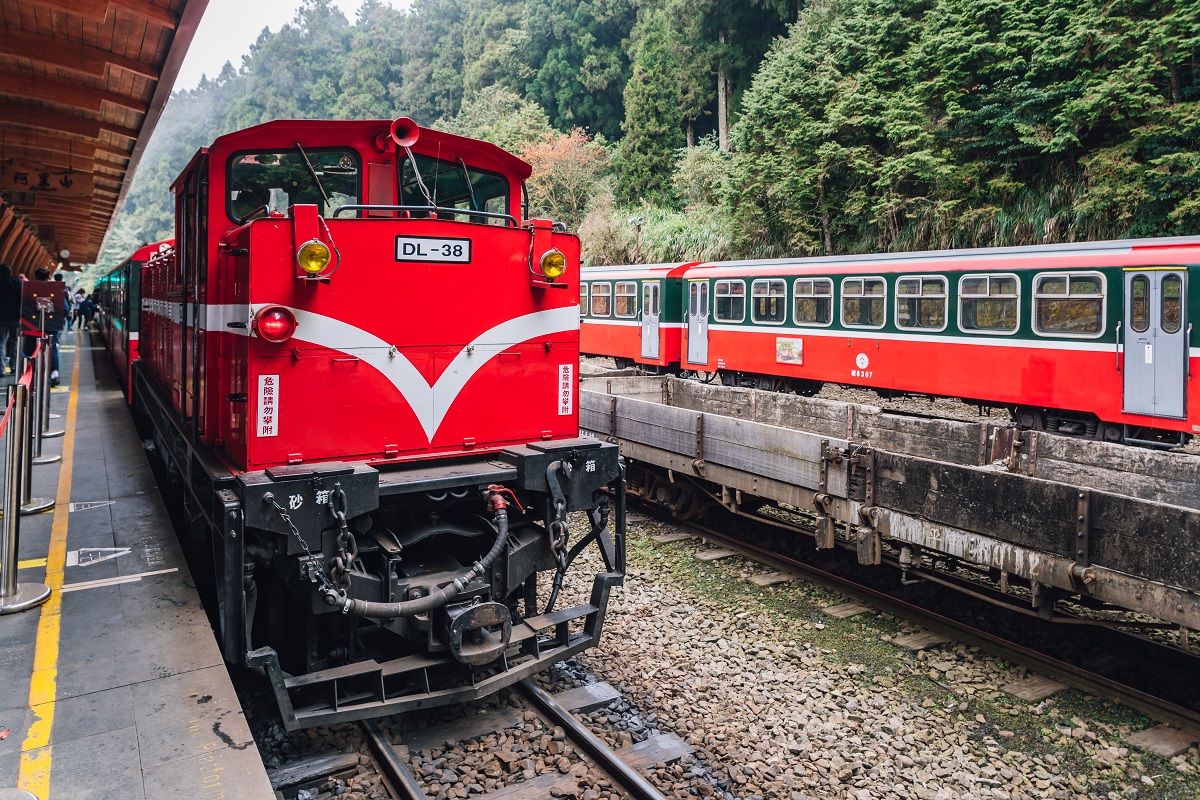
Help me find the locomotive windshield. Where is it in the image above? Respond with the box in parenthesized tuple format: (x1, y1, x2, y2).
(400, 152, 508, 222)
(228, 148, 361, 221)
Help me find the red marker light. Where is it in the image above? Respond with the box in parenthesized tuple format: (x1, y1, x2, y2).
(255, 306, 297, 343)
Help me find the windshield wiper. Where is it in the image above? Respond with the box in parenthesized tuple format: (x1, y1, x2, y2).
(458, 158, 479, 212)
(295, 142, 331, 208)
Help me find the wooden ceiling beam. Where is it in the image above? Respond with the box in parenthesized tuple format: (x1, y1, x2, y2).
(34, 0, 178, 30)
(0, 131, 131, 162)
(108, 0, 179, 29)
(0, 103, 140, 142)
(0, 28, 160, 81)
(0, 69, 149, 115)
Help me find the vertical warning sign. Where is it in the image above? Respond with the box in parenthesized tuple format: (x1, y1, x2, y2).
(558, 363, 574, 416)
(258, 374, 279, 437)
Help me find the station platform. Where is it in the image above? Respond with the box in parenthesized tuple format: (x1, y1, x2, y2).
(0, 332, 274, 800)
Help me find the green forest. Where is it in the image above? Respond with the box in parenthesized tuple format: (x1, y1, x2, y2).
(93, 0, 1199, 279)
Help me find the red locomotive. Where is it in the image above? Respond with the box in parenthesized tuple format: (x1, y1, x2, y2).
(113, 118, 625, 730)
(582, 239, 1200, 446)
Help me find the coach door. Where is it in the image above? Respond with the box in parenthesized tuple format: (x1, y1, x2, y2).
(1124, 269, 1187, 418)
(641, 281, 660, 360)
(686, 280, 709, 365)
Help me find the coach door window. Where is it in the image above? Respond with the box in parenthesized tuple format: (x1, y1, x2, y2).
(794, 278, 832, 326)
(896, 276, 947, 330)
(580, 284, 589, 316)
(615, 282, 638, 319)
(841, 277, 885, 328)
(1130, 275, 1150, 333)
(714, 280, 746, 322)
(751, 279, 787, 324)
(591, 283, 612, 317)
(228, 148, 360, 221)
(1162, 274, 1182, 333)
(1034, 272, 1105, 336)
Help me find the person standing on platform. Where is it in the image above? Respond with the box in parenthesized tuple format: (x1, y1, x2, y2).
(79, 294, 96, 332)
(0, 265, 20, 374)
(72, 288, 84, 330)
(24, 268, 65, 386)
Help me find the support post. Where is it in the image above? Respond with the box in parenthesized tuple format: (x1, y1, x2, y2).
(20, 350, 54, 515)
(31, 341, 60, 465)
(0, 381, 50, 613)
(41, 336, 63, 437)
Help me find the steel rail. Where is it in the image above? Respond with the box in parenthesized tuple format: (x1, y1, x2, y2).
(650, 509, 1200, 732)
(362, 719, 429, 800)
(516, 679, 668, 800)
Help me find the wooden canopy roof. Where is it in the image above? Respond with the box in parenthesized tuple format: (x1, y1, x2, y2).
(0, 0, 207, 274)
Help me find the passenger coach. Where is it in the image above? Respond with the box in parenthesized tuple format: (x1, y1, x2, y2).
(581, 238, 1200, 446)
(94, 238, 173, 398)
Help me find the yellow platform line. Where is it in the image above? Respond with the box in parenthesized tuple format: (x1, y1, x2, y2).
(18, 558, 46, 569)
(18, 343, 80, 795)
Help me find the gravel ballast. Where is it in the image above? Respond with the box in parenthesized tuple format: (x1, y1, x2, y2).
(555, 513, 1200, 800)
(244, 510, 1200, 800)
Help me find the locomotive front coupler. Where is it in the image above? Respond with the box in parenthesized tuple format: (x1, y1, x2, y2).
(321, 484, 514, 619)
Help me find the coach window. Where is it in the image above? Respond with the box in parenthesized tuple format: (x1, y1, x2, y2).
(794, 278, 833, 326)
(615, 281, 638, 318)
(714, 280, 746, 322)
(1130, 275, 1149, 333)
(959, 274, 1019, 334)
(895, 276, 947, 330)
(751, 279, 787, 324)
(1033, 272, 1105, 336)
(591, 283, 612, 317)
(228, 148, 360, 221)
(1163, 274, 1183, 334)
(841, 277, 886, 328)
(580, 284, 589, 316)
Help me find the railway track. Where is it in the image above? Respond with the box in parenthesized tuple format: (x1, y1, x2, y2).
(634, 499, 1200, 734)
(257, 671, 687, 800)
(362, 680, 674, 800)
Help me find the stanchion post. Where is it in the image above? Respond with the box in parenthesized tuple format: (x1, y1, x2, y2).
(20, 350, 54, 515)
(0, 381, 50, 613)
(31, 338, 60, 466)
(41, 333, 63, 438)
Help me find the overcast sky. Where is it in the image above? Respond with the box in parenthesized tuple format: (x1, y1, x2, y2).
(176, 0, 410, 90)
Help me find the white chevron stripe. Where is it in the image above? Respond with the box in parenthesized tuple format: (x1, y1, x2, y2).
(282, 305, 579, 440)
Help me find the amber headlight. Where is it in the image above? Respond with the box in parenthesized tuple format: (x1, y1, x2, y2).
(297, 240, 332, 274)
(539, 249, 567, 279)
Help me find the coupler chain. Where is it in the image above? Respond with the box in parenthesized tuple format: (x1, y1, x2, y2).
(328, 484, 358, 591)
